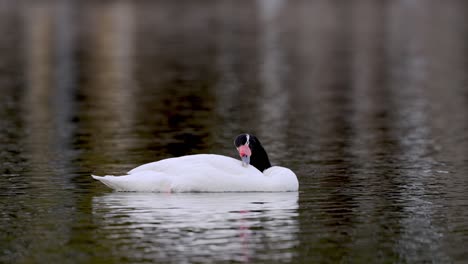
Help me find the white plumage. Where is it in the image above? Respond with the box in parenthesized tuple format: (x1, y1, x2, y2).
(92, 154, 298, 192)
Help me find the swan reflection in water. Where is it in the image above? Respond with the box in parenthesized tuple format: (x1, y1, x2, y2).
(92, 192, 299, 262)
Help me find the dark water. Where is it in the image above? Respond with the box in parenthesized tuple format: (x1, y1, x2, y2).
(1, 0, 468, 263)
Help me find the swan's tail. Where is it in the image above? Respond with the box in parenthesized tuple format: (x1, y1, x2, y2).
(92, 172, 171, 192)
(92, 175, 123, 190)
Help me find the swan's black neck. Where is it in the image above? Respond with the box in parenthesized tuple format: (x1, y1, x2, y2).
(250, 142, 272, 172)
(235, 134, 272, 172)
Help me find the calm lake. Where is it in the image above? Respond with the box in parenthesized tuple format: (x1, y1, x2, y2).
(1, 0, 468, 263)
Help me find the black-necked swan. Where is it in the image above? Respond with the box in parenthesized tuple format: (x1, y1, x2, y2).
(92, 134, 299, 192)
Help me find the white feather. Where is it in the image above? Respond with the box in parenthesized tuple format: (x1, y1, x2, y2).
(92, 154, 298, 192)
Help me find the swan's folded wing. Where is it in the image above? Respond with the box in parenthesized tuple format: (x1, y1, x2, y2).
(92, 172, 171, 192)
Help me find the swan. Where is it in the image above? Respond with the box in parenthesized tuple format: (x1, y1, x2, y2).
(92, 133, 299, 192)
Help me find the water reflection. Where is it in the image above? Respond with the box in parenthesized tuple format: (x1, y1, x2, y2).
(257, 0, 289, 161)
(92, 192, 299, 262)
(1, 0, 468, 263)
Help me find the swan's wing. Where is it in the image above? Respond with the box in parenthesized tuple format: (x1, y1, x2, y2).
(124, 154, 265, 192)
(128, 154, 247, 176)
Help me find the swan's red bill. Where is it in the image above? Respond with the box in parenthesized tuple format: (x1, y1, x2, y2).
(238, 145, 251, 157)
(238, 145, 251, 166)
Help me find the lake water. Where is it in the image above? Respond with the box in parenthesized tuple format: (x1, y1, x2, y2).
(1, 0, 468, 263)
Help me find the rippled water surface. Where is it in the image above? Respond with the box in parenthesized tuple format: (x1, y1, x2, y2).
(1, 0, 468, 263)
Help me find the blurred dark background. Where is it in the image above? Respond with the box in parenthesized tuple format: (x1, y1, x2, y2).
(1, 0, 468, 263)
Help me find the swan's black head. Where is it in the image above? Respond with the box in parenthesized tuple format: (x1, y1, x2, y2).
(234, 133, 272, 172)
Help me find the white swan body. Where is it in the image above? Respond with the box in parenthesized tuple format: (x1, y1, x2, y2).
(92, 154, 298, 192)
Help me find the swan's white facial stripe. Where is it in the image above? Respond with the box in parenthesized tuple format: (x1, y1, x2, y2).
(245, 134, 250, 146)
